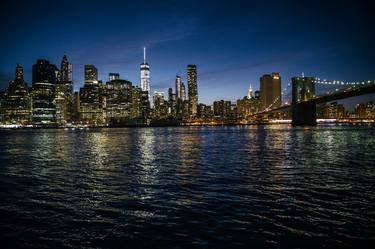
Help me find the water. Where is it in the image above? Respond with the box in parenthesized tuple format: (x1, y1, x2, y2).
(0, 125, 374, 248)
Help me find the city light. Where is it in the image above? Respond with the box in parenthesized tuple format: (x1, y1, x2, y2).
(0, 61, 374, 127)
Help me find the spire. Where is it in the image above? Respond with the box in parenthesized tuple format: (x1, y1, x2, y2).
(247, 83, 254, 99)
(143, 46, 146, 64)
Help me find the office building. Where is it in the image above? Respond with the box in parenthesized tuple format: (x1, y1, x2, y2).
(84, 65, 98, 84)
(109, 73, 120, 81)
(80, 65, 104, 125)
(187, 64, 198, 117)
(105, 78, 133, 123)
(2, 64, 32, 124)
(32, 59, 58, 125)
(260, 73, 281, 111)
(55, 54, 74, 125)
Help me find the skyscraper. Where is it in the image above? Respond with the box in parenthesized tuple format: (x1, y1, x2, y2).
(80, 65, 104, 125)
(140, 90, 150, 120)
(180, 82, 186, 101)
(32, 59, 58, 125)
(32, 59, 58, 84)
(175, 75, 182, 99)
(56, 54, 74, 125)
(105, 78, 133, 124)
(140, 47, 150, 102)
(247, 84, 254, 99)
(109, 73, 120, 81)
(168, 87, 174, 102)
(187, 64, 198, 117)
(60, 54, 72, 82)
(84, 65, 98, 84)
(2, 64, 31, 124)
(259, 73, 281, 111)
(153, 91, 167, 119)
(15, 64, 23, 80)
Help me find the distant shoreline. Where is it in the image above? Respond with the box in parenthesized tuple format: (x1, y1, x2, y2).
(1, 120, 374, 129)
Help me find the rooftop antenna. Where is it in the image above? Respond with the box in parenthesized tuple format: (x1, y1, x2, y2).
(143, 46, 146, 64)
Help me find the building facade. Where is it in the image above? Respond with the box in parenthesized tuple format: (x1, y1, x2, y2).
(32, 59, 58, 125)
(79, 65, 104, 125)
(260, 73, 281, 111)
(140, 47, 150, 103)
(2, 64, 32, 124)
(105, 77, 133, 124)
(187, 64, 198, 117)
(55, 54, 74, 125)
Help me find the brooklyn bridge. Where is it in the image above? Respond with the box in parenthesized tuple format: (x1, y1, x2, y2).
(254, 77, 375, 125)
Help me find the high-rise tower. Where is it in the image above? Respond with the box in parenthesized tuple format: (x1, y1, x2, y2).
(181, 82, 186, 101)
(15, 64, 24, 80)
(32, 59, 58, 125)
(187, 64, 198, 117)
(61, 54, 72, 82)
(260, 73, 281, 111)
(84, 65, 98, 84)
(175, 75, 182, 99)
(56, 54, 74, 125)
(2, 64, 31, 124)
(247, 84, 254, 99)
(140, 47, 150, 102)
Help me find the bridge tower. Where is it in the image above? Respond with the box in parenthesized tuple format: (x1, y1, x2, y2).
(291, 76, 317, 125)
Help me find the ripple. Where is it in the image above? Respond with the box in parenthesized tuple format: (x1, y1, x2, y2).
(0, 125, 374, 248)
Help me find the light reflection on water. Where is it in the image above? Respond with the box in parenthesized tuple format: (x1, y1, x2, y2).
(0, 125, 374, 248)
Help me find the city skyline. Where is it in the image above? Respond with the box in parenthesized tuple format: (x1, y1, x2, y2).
(0, 1, 375, 247)
(1, 0, 374, 106)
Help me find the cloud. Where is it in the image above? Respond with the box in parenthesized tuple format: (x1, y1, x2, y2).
(71, 16, 197, 67)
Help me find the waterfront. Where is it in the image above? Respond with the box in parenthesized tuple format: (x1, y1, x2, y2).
(0, 125, 374, 248)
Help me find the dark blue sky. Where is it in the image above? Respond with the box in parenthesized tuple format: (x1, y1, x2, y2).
(1, 0, 374, 106)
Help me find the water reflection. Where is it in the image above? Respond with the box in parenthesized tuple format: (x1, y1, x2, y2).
(0, 126, 374, 248)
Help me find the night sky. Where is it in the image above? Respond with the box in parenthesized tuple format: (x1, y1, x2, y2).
(1, 0, 374, 107)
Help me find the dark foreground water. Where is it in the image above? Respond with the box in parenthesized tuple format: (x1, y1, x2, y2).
(0, 125, 374, 248)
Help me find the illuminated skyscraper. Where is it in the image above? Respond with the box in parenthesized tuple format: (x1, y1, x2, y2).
(187, 64, 198, 117)
(32, 59, 58, 125)
(247, 84, 254, 99)
(260, 73, 281, 111)
(180, 82, 186, 101)
(80, 65, 104, 125)
(109, 73, 120, 81)
(60, 54, 72, 82)
(84, 65, 98, 84)
(105, 78, 133, 124)
(56, 54, 74, 125)
(2, 64, 31, 124)
(140, 47, 150, 102)
(153, 91, 167, 119)
(168, 87, 176, 117)
(175, 75, 182, 99)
